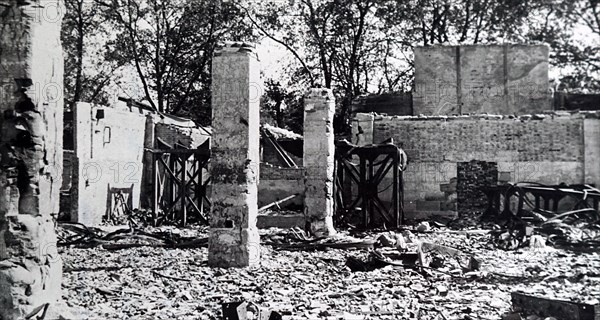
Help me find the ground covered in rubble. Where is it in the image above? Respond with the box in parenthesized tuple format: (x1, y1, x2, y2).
(60, 226, 600, 320)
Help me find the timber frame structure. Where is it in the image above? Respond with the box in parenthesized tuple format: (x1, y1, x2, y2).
(334, 141, 406, 229)
(482, 183, 600, 219)
(150, 148, 211, 226)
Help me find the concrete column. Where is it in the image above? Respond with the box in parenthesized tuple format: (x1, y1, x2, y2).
(303, 89, 336, 236)
(0, 1, 72, 318)
(208, 43, 261, 267)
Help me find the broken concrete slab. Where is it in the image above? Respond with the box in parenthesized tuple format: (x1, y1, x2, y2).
(413, 44, 549, 116)
(257, 213, 305, 229)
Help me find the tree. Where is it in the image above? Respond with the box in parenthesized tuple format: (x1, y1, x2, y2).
(99, 0, 256, 124)
(62, 0, 120, 111)
(527, 0, 600, 92)
(251, 0, 408, 133)
(62, 0, 256, 125)
(260, 79, 305, 134)
(396, 0, 538, 45)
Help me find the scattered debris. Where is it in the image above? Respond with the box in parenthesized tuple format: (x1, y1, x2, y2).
(57, 223, 208, 250)
(484, 183, 600, 252)
(416, 221, 431, 232)
(264, 230, 376, 251)
(58, 224, 600, 319)
(222, 301, 283, 320)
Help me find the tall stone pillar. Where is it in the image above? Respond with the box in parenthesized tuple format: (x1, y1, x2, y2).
(303, 89, 336, 237)
(0, 0, 71, 318)
(208, 43, 261, 267)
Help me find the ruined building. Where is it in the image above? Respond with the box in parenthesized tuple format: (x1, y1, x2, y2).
(351, 44, 600, 221)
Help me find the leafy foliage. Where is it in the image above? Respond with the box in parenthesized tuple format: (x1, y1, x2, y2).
(251, 0, 573, 133)
(62, 0, 600, 130)
(62, 0, 118, 111)
(260, 79, 305, 134)
(526, 0, 600, 93)
(62, 0, 254, 126)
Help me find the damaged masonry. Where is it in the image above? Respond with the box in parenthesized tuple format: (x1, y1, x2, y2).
(1, 0, 600, 319)
(0, 0, 72, 318)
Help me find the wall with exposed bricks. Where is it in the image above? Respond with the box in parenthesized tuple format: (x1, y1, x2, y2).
(355, 111, 600, 219)
(457, 160, 498, 214)
(374, 115, 584, 163)
(258, 164, 305, 209)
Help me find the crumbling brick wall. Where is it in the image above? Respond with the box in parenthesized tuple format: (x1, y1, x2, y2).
(457, 160, 498, 214)
(358, 112, 600, 219)
(0, 1, 71, 318)
(259, 164, 304, 209)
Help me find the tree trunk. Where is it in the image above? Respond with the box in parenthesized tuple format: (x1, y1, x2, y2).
(71, 0, 84, 111)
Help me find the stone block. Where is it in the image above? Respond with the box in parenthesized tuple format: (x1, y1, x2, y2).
(257, 214, 305, 229)
(460, 45, 505, 114)
(208, 227, 260, 267)
(506, 45, 550, 114)
(498, 171, 512, 182)
(416, 200, 441, 211)
(413, 44, 549, 116)
(413, 46, 459, 115)
(352, 113, 375, 146)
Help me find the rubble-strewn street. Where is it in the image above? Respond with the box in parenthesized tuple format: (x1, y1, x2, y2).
(60, 226, 600, 319)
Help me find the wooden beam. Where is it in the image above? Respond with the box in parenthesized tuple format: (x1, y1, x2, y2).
(258, 194, 300, 212)
(146, 148, 210, 156)
(511, 292, 600, 320)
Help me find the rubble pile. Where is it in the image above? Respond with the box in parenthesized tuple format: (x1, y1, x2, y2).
(61, 225, 600, 319)
(489, 207, 600, 252)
